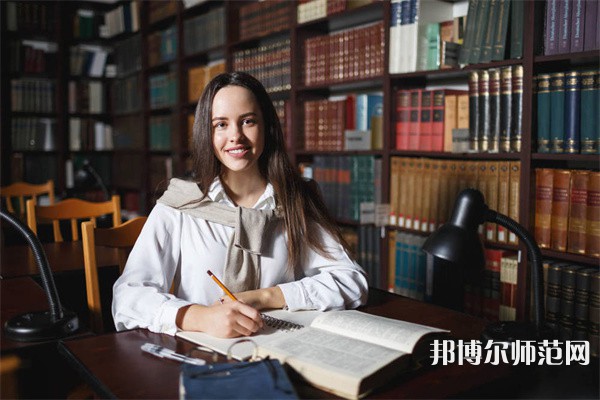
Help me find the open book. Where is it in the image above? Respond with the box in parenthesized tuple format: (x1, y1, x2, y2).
(177, 309, 449, 399)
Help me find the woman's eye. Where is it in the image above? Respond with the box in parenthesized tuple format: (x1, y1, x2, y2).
(242, 118, 256, 126)
(213, 122, 226, 129)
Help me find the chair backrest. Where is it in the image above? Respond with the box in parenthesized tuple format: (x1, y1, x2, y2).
(26, 195, 122, 242)
(81, 217, 147, 333)
(1, 180, 57, 225)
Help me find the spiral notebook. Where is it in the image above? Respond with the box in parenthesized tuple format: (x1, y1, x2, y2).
(176, 310, 323, 360)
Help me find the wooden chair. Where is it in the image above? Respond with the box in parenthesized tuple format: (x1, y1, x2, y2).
(81, 217, 147, 333)
(26, 195, 121, 242)
(1, 180, 59, 231)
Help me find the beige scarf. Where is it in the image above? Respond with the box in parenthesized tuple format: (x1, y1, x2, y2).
(157, 178, 282, 293)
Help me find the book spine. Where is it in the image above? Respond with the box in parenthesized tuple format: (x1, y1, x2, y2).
(580, 71, 597, 154)
(443, 94, 458, 152)
(574, 268, 595, 340)
(559, 265, 584, 340)
(470, 0, 490, 64)
(499, 67, 512, 153)
(499, 253, 517, 321)
(478, 70, 490, 152)
(536, 73, 552, 153)
(484, 161, 499, 242)
(421, 160, 432, 232)
(545, 0, 559, 55)
(420, 90, 433, 151)
(549, 72, 566, 153)
(429, 160, 441, 231)
(509, 0, 524, 59)
(458, 0, 479, 65)
(468, 71, 480, 152)
(534, 168, 554, 249)
(557, 0, 572, 54)
(480, 0, 499, 63)
(408, 89, 421, 151)
(389, 157, 400, 225)
(396, 90, 411, 150)
(588, 271, 600, 357)
(431, 90, 445, 152)
(586, 171, 600, 257)
(546, 263, 563, 333)
(570, 0, 585, 52)
(398, 158, 409, 228)
(413, 159, 424, 230)
(488, 69, 500, 153)
(510, 65, 523, 153)
(583, 0, 598, 51)
(550, 169, 572, 252)
(567, 170, 589, 254)
(564, 70, 581, 154)
(508, 161, 520, 244)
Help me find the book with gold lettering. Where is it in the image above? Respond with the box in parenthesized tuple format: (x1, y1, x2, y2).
(178, 310, 448, 399)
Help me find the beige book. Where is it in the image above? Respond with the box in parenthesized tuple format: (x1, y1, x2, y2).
(389, 157, 401, 225)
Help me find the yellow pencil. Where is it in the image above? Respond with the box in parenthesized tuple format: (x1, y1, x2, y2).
(207, 270, 238, 301)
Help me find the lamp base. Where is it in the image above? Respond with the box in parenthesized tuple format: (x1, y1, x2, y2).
(482, 321, 554, 342)
(4, 310, 79, 342)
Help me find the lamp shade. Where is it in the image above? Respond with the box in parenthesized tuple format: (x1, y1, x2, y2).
(422, 189, 487, 269)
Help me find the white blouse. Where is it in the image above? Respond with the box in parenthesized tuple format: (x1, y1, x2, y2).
(112, 179, 369, 335)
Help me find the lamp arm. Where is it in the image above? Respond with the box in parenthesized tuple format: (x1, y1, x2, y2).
(485, 209, 545, 330)
(84, 162, 110, 200)
(0, 209, 64, 321)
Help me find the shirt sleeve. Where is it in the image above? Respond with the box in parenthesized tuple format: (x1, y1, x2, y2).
(277, 226, 369, 311)
(112, 204, 192, 335)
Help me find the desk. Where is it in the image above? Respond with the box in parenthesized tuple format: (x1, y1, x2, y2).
(59, 289, 513, 399)
(1, 241, 120, 279)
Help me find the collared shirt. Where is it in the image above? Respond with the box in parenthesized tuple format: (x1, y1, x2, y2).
(112, 179, 368, 335)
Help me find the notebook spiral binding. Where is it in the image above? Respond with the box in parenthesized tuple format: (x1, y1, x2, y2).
(261, 314, 304, 331)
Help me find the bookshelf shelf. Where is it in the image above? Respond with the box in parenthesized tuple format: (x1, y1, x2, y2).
(540, 249, 600, 266)
(297, 2, 383, 31)
(389, 151, 523, 160)
(534, 50, 600, 65)
(531, 154, 600, 163)
(297, 77, 385, 93)
(297, 150, 384, 156)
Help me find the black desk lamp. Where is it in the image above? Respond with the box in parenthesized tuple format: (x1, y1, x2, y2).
(75, 159, 110, 201)
(1, 208, 79, 341)
(422, 189, 552, 341)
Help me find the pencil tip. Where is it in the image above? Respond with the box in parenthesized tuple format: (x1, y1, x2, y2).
(207, 270, 213, 276)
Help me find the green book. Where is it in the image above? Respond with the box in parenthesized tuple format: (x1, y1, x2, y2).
(469, 0, 491, 64)
(580, 70, 599, 154)
(536, 74, 552, 153)
(549, 72, 566, 153)
(458, 0, 479, 65)
(480, 0, 500, 63)
(492, 0, 511, 61)
(426, 23, 441, 70)
(509, 0, 524, 59)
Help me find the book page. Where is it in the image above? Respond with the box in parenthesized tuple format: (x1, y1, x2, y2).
(310, 310, 448, 353)
(176, 310, 323, 360)
(260, 327, 404, 378)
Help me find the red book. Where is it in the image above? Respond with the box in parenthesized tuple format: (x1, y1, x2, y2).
(483, 248, 502, 322)
(395, 90, 410, 150)
(419, 90, 433, 151)
(408, 89, 422, 151)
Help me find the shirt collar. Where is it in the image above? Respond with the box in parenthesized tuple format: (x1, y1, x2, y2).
(207, 178, 276, 210)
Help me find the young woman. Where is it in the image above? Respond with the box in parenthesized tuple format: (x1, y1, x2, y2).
(112, 72, 368, 338)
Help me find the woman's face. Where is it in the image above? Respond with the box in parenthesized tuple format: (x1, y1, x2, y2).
(211, 85, 265, 178)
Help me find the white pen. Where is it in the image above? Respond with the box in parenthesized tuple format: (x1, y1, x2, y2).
(141, 343, 206, 366)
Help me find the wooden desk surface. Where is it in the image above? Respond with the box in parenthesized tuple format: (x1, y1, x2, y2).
(1, 241, 120, 279)
(59, 289, 512, 399)
(1, 277, 49, 351)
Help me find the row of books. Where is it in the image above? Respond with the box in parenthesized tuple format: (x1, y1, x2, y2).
(394, 88, 467, 152)
(303, 93, 383, 151)
(297, 0, 350, 24)
(544, 260, 599, 352)
(238, 0, 292, 41)
(534, 168, 599, 257)
(302, 156, 381, 223)
(68, 81, 105, 115)
(68, 118, 114, 151)
(113, 34, 142, 78)
(354, 225, 383, 289)
(543, 0, 599, 55)
(72, 8, 104, 40)
(11, 154, 58, 187)
(536, 70, 600, 155)
(147, 0, 178, 26)
(149, 115, 175, 151)
(147, 26, 177, 68)
(459, 0, 523, 65)
(183, 7, 225, 56)
(5, 1, 55, 33)
(468, 66, 523, 154)
(11, 118, 56, 152)
(113, 115, 144, 150)
(69, 45, 109, 78)
(149, 73, 177, 110)
(389, 0, 468, 74)
(10, 79, 55, 113)
(232, 39, 291, 94)
(111, 74, 142, 115)
(187, 61, 226, 103)
(389, 157, 521, 246)
(388, 232, 427, 301)
(100, 0, 140, 39)
(304, 21, 384, 86)
(8, 40, 57, 74)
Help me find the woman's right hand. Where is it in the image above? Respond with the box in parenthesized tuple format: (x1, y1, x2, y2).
(175, 302, 263, 338)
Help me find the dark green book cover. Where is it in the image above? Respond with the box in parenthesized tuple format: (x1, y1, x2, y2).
(580, 70, 599, 154)
(509, 0, 524, 59)
(458, 0, 479, 65)
(499, 67, 513, 153)
(480, 0, 499, 63)
(536, 74, 552, 153)
(469, 0, 491, 64)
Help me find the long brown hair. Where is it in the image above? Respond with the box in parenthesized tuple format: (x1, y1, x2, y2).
(191, 71, 351, 268)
